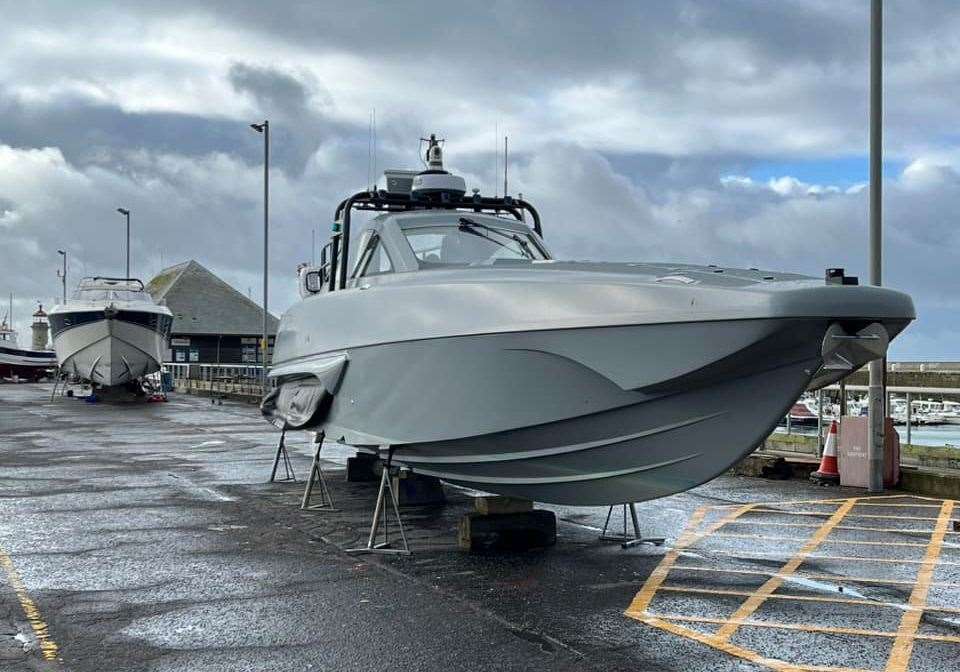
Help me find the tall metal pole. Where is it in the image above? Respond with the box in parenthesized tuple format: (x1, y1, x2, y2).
(57, 250, 67, 304)
(905, 392, 912, 447)
(504, 136, 509, 197)
(867, 0, 885, 493)
(817, 388, 824, 454)
(117, 208, 131, 278)
(263, 121, 269, 388)
(250, 120, 269, 390)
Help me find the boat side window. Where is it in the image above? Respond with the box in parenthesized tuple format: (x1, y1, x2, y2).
(354, 234, 394, 278)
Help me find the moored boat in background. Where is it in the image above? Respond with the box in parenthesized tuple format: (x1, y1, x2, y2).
(0, 296, 56, 382)
(49, 277, 172, 389)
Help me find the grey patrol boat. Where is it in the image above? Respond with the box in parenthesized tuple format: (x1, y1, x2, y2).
(263, 135, 914, 506)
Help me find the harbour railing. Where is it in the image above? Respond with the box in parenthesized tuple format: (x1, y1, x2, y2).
(772, 384, 960, 473)
(163, 363, 266, 399)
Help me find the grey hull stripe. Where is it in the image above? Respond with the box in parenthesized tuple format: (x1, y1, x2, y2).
(393, 412, 723, 465)
(409, 452, 701, 485)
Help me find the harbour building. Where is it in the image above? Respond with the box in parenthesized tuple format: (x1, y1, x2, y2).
(146, 260, 278, 365)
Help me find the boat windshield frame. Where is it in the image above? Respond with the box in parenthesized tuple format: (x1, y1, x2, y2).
(72, 277, 151, 303)
(401, 218, 548, 268)
(326, 190, 543, 292)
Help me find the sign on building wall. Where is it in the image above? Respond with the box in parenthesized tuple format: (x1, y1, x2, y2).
(171, 337, 191, 346)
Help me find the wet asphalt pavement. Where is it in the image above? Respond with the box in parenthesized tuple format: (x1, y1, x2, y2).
(1, 384, 958, 671)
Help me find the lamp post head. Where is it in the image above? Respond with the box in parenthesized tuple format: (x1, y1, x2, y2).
(250, 121, 267, 133)
(57, 250, 65, 256)
(117, 208, 130, 216)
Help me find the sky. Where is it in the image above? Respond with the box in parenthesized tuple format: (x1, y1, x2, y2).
(1, 0, 958, 360)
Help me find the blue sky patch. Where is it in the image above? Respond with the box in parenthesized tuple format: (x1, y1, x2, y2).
(747, 157, 908, 188)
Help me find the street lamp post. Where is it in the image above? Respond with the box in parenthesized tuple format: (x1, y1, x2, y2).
(250, 120, 269, 389)
(867, 0, 884, 493)
(56, 250, 67, 304)
(117, 208, 131, 278)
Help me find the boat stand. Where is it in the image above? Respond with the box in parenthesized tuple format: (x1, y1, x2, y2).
(346, 461, 410, 556)
(49, 367, 64, 401)
(300, 433, 336, 511)
(599, 503, 664, 549)
(269, 428, 297, 483)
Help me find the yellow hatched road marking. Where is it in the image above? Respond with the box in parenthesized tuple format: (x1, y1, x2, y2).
(708, 532, 928, 548)
(745, 509, 954, 522)
(658, 584, 960, 613)
(633, 614, 873, 672)
(626, 503, 759, 616)
(726, 520, 959, 535)
(626, 496, 960, 671)
(0, 549, 60, 661)
(715, 499, 856, 641)
(885, 499, 956, 672)
(680, 548, 960, 566)
(671, 564, 960, 589)
(852, 502, 945, 508)
(624, 505, 712, 616)
(653, 613, 960, 644)
(708, 494, 946, 507)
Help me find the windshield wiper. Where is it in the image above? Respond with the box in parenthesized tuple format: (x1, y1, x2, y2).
(456, 220, 514, 254)
(458, 217, 535, 259)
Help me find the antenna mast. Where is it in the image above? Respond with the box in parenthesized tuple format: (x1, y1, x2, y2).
(504, 136, 509, 197)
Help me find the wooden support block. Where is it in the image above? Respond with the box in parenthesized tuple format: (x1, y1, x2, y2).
(392, 472, 446, 506)
(473, 495, 533, 516)
(458, 509, 556, 553)
(345, 453, 379, 482)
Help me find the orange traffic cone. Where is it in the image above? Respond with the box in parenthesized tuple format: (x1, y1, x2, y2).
(811, 420, 840, 484)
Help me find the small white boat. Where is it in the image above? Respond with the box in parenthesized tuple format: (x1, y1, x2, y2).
(940, 400, 960, 425)
(49, 277, 172, 388)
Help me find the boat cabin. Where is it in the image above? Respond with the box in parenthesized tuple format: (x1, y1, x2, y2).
(300, 134, 549, 298)
(72, 277, 152, 304)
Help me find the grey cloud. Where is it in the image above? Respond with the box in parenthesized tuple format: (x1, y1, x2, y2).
(3, 2, 960, 158)
(230, 63, 315, 114)
(228, 62, 348, 175)
(0, 1, 958, 360)
(0, 92, 255, 167)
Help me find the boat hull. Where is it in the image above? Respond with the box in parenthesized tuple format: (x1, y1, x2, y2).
(51, 317, 166, 387)
(0, 345, 57, 381)
(267, 262, 914, 506)
(277, 317, 858, 505)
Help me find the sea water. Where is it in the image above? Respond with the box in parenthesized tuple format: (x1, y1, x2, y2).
(776, 424, 960, 449)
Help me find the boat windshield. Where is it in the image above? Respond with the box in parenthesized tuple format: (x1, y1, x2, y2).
(403, 219, 547, 267)
(73, 288, 149, 303)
